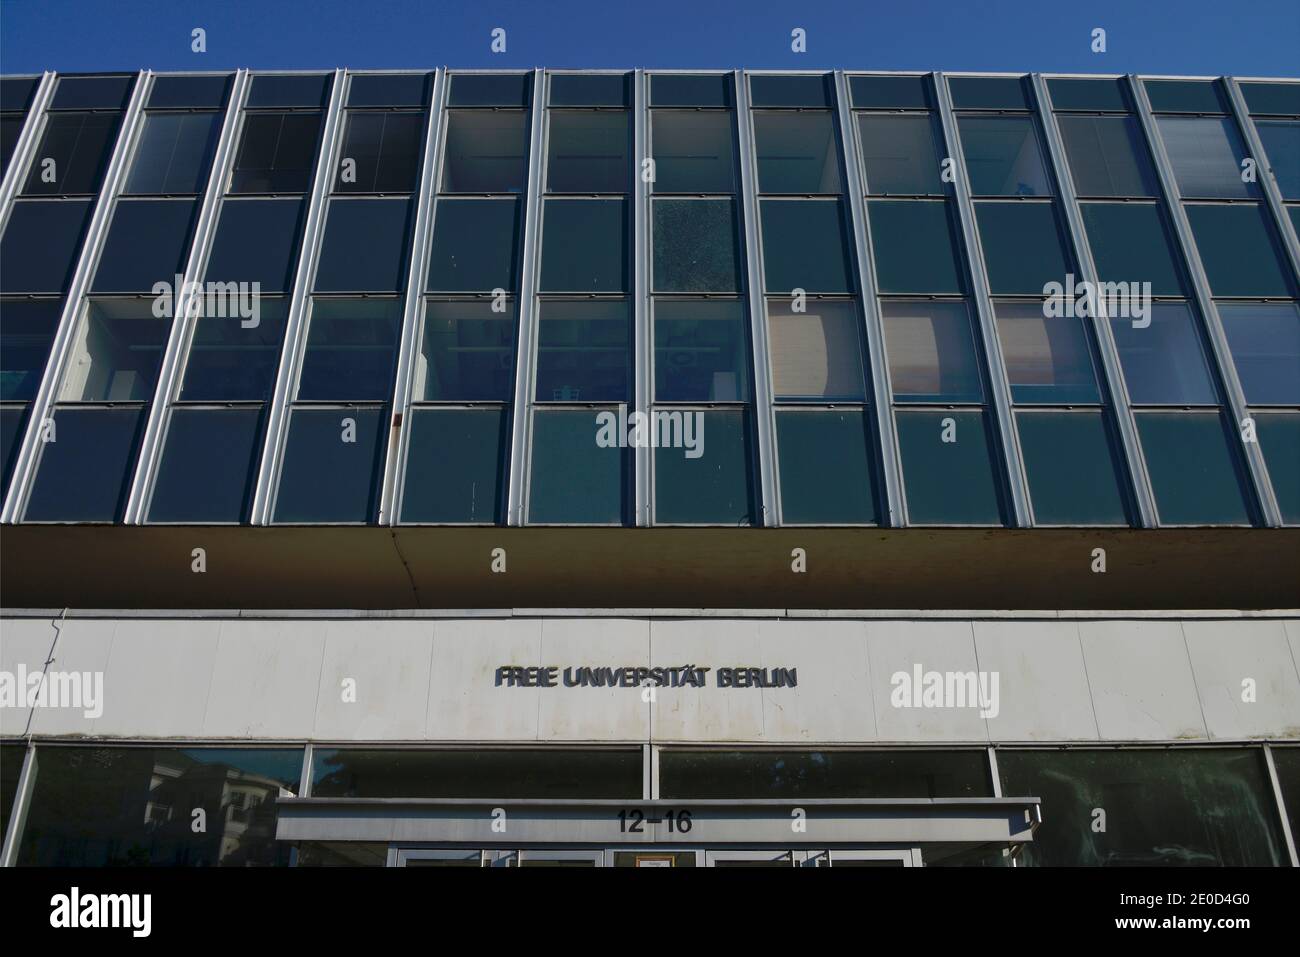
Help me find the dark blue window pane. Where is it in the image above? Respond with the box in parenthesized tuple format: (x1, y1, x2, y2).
(1137, 412, 1252, 525)
(148, 74, 232, 109)
(959, 116, 1051, 196)
(1111, 303, 1217, 405)
(546, 111, 630, 193)
(229, 112, 322, 193)
(1144, 79, 1228, 114)
(1057, 115, 1159, 197)
(760, 199, 854, 294)
(651, 110, 737, 193)
(1218, 303, 1300, 405)
(652, 199, 740, 292)
(857, 114, 944, 195)
(1, 405, 29, 495)
(1, 114, 22, 179)
(1047, 78, 1128, 112)
(754, 112, 842, 193)
(654, 409, 754, 524)
(400, 408, 506, 523)
(440, 111, 529, 193)
(0, 200, 92, 294)
(975, 202, 1072, 296)
(91, 199, 198, 293)
(1186, 204, 1296, 298)
(335, 112, 423, 194)
(1241, 83, 1300, 117)
(274, 407, 386, 523)
(776, 410, 877, 524)
(948, 76, 1030, 111)
(535, 299, 629, 402)
(896, 410, 1003, 525)
(529, 409, 626, 524)
(148, 407, 263, 522)
(1, 76, 39, 111)
(749, 75, 833, 109)
(540, 199, 628, 292)
(1, 298, 63, 401)
(247, 74, 329, 108)
(654, 299, 750, 402)
(1256, 413, 1300, 524)
(1256, 121, 1300, 200)
(1018, 411, 1129, 525)
(297, 299, 402, 401)
(549, 74, 629, 107)
(1081, 202, 1186, 297)
(1157, 116, 1258, 199)
(347, 73, 430, 108)
(204, 198, 305, 293)
(180, 299, 289, 401)
(415, 300, 515, 401)
(850, 74, 931, 110)
(427, 198, 520, 292)
(25, 406, 146, 522)
(51, 75, 133, 110)
(23, 112, 120, 195)
(650, 74, 732, 108)
(448, 74, 530, 108)
(125, 112, 222, 194)
(314, 198, 413, 292)
(867, 200, 965, 294)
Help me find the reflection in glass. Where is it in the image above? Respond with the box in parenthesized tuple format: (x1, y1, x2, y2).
(766, 299, 864, 400)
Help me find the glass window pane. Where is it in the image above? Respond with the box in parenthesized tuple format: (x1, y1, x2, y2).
(149, 407, 263, 522)
(247, 74, 329, 108)
(440, 111, 528, 193)
(347, 73, 430, 108)
(17, 746, 302, 866)
(535, 299, 630, 402)
(849, 75, 931, 110)
(949, 76, 1030, 111)
(228, 112, 322, 193)
(1047, 77, 1128, 112)
(896, 410, 1002, 524)
(426, 198, 520, 292)
(23, 112, 119, 195)
(867, 200, 965, 294)
(529, 409, 626, 523)
(650, 74, 733, 108)
(1018, 411, 1128, 525)
(335, 112, 422, 194)
(297, 299, 402, 401)
(753, 112, 842, 193)
(448, 74, 530, 108)
(1186, 203, 1296, 298)
(539, 198, 628, 292)
(767, 298, 864, 400)
(1256, 413, 1300, 524)
(1, 114, 22, 179)
(654, 299, 750, 402)
(1157, 116, 1258, 199)
(652, 198, 740, 292)
(25, 407, 146, 522)
(1144, 79, 1228, 114)
(148, 74, 231, 109)
(975, 202, 1072, 296)
(760, 199, 854, 294)
(2, 405, 29, 495)
(856, 114, 943, 195)
(654, 409, 753, 524)
(180, 299, 289, 401)
(549, 74, 628, 107)
(125, 112, 222, 195)
(1080, 202, 1186, 297)
(1256, 121, 1300, 199)
(998, 748, 1286, 866)
(203, 198, 305, 293)
(545, 111, 629, 193)
(314, 197, 413, 292)
(274, 407, 386, 523)
(91, 198, 198, 293)
(1218, 303, 1300, 405)
(1, 298, 63, 401)
(59, 299, 170, 402)
(1241, 82, 1300, 116)
(882, 300, 983, 403)
(1, 76, 39, 111)
(1137, 412, 1252, 524)
(51, 75, 133, 110)
(651, 111, 736, 193)
(0, 200, 92, 294)
(0, 743, 24, 846)
(958, 116, 1051, 196)
(1110, 303, 1217, 404)
(400, 408, 506, 523)
(749, 75, 832, 109)
(776, 410, 876, 524)
(414, 299, 515, 401)
(995, 301, 1100, 403)
(1057, 115, 1159, 197)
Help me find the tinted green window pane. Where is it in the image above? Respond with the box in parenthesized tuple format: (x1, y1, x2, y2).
(650, 74, 732, 108)
(0, 743, 24, 846)
(651, 111, 736, 193)
(0, 200, 92, 294)
(540, 199, 627, 292)
(1156, 116, 1258, 199)
(23, 112, 119, 195)
(51, 75, 133, 110)
(204, 198, 305, 293)
(1255, 413, 1300, 523)
(228, 112, 322, 193)
(754, 112, 842, 193)
(180, 299, 289, 401)
(767, 299, 864, 400)
(414, 300, 515, 401)
(1057, 115, 1159, 197)
(400, 408, 506, 523)
(274, 407, 385, 523)
(995, 302, 1099, 404)
(749, 75, 832, 109)
(849, 75, 931, 110)
(883, 300, 983, 403)
(1047, 77, 1128, 112)
(148, 407, 262, 522)
(856, 114, 943, 195)
(948, 76, 1030, 111)
(896, 410, 1002, 524)
(1137, 412, 1251, 525)
(314, 198, 413, 292)
(440, 111, 529, 193)
(427, 198, 520, 292)
(1218, 303, 1300, 405)
(1256, 121, 1300, 200)
(246, 74, 328, 108)
(1, 298, 63, 401)
(549, 74, 629, 107)
(125, 112, 222, 194)
(334, 111, 422, 194)
(958, 116, 1050, 196)
(60, 300, 171, 402)
(760, 200, 854, 294)
(25, 407, 146, 522)
(2, 406, 29, 495)
(998, 748, 1286, 866)
(448, 74, 530, 108)
(546, 111, 630, 193)
(975, 202, 1071, 296)
(347, 73, 430, 108)
(1241, 82, 1300, 116)
(1144, 79, 1228, 114)
(655, 409, 753, 524)
(1186, 204, 1296, 298)
(529, 409, 625, 524)
(535, 300, 629, 402)
(1110, 303, 1217, 405)
(654, 299, 749, 402)
(91, 198, 198, 293)
(298, 299, 402, 401)
(1273, 748, 1300, 841)
(1081, 202, 1185, 297)
(149, 74, 231, 109)
(1018, 411, 1128, 525)
(867, 200, 965, 294)
(652, 199, 740, 292)
(776, 411, 876, 524)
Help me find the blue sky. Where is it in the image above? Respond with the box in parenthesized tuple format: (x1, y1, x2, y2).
(1, 0, 1297, 76)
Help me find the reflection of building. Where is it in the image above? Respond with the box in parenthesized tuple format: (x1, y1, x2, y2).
(0, 68, 1298, 868)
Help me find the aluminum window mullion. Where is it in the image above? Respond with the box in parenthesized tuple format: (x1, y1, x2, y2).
(506, 68, 547, 526)
(933, 73, 1031, 528)
(1128, 75, 1282, 527)
(250, 69, 348, 526)
(0, 742, 37, 867)
(1031, 74, 1156, 528)
(2, 70, 152, 525)
(734, 70, 778, 526)
(1223, 78, 1300, 278)
(834, 70, 903, 527)
(633, 69, 651, 526)
(0, 71, 56, 223)
(1262, 743, 1299, 867)
(382, 70, 445, 526)
(124, 70, 251, 524)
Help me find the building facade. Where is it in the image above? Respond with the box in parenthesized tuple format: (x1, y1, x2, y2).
(0, 68, 1297, 867)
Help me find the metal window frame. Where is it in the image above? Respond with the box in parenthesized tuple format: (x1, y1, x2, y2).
(0, 71, 56, 220)
(634, 69, 651, 526)
(0, 742, 36, 867)
(1262, 743, 1299, 867)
